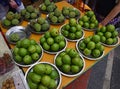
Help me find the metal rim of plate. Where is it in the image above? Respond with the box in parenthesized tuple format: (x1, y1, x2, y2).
(54, 51, 85, 77)
(76, 39, 105, 60)
(5, 26, 31, 44)
(24, 62, 62, 89)
(59, 24, 85, 42)
(11, 44, 43, 67)
(62, 7, 80, 19)
(82, 27, 98, 31)
(39, 4, 57, 14)
(27, 21, 50, 34)
(46, 14, 66, 25)
(101, 36, 119, 47)
(41, 38, 68, 54)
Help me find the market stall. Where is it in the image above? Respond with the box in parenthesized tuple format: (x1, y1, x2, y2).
(0, 1, 119, 89)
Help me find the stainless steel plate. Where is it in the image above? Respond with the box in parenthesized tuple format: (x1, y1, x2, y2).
(101, 36, 119, 47)
(39, 4, 57, 14)
(5, 26, 31, 44)
(25, 62, 61, 89)
(46, 14, 66, 25)
(27, 21, 50, 34)
(62, 7, 80, 19)
(76, 39, 105, 60)
(54, 50, 85, 77)
(12, 44, 43, 67)
(59, 24, 84, 42)
(40, 38, 68, 54)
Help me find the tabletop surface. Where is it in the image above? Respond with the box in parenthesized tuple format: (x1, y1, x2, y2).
(0, 1, 119, 89)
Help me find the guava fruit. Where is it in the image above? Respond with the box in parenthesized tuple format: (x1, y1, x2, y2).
(33, 64, 46, 75)
(33, 23, 41, 32)
(3, 19, 11, 26)
(21, 9, 26, 16)
(41, 75, 51, 86)
(62, 54, 71, 64)
(37, 17, 45, 24)
(51, 16, 58, 23)
(28, 45, 36, 53)
(6, 11, 14, 20)
(23, 55, 32, 64)
(62, 64, 70, 73)
(31, 13, 37, 19)
(51, 43, 59, 52)
(10, 33, 20, 42)
(41, 23, 49, 31)
(71, 65, 80, 73)
(11, 19, 19, 25)
(26, 5, 34, 13)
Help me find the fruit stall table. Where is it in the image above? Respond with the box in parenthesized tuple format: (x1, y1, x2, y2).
(0, 1, 120, 89)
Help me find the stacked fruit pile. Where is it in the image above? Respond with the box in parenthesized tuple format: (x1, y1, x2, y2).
(26, 62, 61, 89)
(29, 17, 50, 33)
(61, 18, 84, 41)
(47, 8, 65, 24)
(40, 28, 66, 53)
(96, 24, 119, 46)
(39, 0, 57, 13)
(77, 35, 104, 58)
(78, 10, 99, 30)
(55, 48, 84, 76)
(2, 11, 22, 28)
(12, 38, 42, 66)
(20, 5, 39, 21)
(62, 6, 80, 19)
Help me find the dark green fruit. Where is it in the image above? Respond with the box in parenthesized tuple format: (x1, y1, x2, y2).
(33, 64, 46, 75)
(23, 55, 32, 64)
(56, 56, 63, 66)
(62, 64, 70, 73)
(47, 37, 54, 45)
(49, 79, 57, 89)
(28, 45, 36, 53)
(41, 75, 51, 86)
(68, 49, 77, 58)
(10, 33, 20, 42)
(50, 70, 59, 79)
(50, 28, 59, 37)
(62, 54, 71, 64)
(92, 49, 101, 57)
(31, 52, 39, 61)
(28, 72, 41, 84)
(43, 42, 50, 51)
(45, 64, 52, 74)
(28, 79, 38, 89)
(51, 43, 59, 52)
(71, 65, 80, 73)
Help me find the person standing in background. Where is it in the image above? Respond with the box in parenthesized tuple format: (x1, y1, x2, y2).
(86, 0, 120, 27)
(0, 0, 24, 20)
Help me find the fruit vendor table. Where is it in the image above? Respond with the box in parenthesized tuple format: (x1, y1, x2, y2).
(0, 1, 120, 89)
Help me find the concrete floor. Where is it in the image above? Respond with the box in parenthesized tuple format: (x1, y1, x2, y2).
(87, 46, 120, 89)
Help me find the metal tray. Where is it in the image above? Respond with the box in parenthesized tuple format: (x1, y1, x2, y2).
(46, 14, 66, 25)
(25, 62, 61, 89)
(54, 50, 85, 77)
(5, 26, 31, 44)
(76, 39, 105, 60)
(59, 24, 84, 42)
(101, 36, 119, 47)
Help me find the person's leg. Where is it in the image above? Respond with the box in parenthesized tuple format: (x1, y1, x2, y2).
(0, 4, 9, 20)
